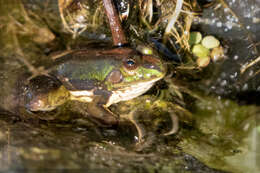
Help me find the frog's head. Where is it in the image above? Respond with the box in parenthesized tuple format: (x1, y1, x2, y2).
(104, 47, 167, 105)
(108, 48, 166, 86)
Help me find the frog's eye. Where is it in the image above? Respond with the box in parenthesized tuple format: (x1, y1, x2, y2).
(123, 58, 138, 74)
(126, 59, 135, 66)
(123, 58, 138, 70)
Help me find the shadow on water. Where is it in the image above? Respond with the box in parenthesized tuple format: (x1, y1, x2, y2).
(0, 0, 259, 172)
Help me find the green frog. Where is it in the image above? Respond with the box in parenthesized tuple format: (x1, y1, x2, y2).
(20, 0, 178, 141)
(24, 47, 166, 125)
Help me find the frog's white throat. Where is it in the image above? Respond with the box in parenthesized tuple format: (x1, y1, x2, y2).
(69, 77, 162, 106)
(106, 77, 161, 107)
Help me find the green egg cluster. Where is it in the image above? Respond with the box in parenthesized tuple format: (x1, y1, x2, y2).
(189, 32, 225, 67)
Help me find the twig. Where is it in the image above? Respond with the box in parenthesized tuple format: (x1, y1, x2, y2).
(240, 56, 260, 74)
(58, 0, 74, 34)
(102, 0, 128, 46)
(164, 0, 183, 35)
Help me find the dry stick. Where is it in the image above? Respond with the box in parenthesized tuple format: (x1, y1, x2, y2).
(162, 0, 183, 46)
(102, 0, 128, 46)
(164, 0, 183, 35)
(9, 22, 39, 76)
(240, 56, 260, 74)
(58, 0, 73, 33)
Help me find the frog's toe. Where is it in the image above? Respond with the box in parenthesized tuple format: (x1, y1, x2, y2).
(164, 111, 179, 136)
(123, 110, 146, 143)
(86, 102, 119, 126)
(134, 132, 156, 151)
(89, 113, 119, 127)
(101, 115, 119, 125)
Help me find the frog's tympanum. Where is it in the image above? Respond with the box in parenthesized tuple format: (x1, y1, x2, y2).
(24, 47, 166, 125)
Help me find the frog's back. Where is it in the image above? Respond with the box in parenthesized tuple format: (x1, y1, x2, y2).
(50, 48, 130, 91)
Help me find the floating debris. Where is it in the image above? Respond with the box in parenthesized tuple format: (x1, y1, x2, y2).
(201, 35, 220, 49)
(58, 0, 90, 38)
(188, 32, 202, 46)
(189, 32, 225, 67)
(192, 44, 210, 58)
(210, 46, 225, 62)
(196, 56, 211, 67)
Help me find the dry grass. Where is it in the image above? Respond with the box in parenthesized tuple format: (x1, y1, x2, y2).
(137, 0, 197, 52)
(57, 0, 197, 52)
(0, 0, 53, 79)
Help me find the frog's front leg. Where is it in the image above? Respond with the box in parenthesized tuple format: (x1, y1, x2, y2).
(87, 95, 118, 126)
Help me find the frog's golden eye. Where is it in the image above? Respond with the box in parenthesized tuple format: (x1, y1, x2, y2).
(123, 58, 138, 71)
(126, 59, 135, 66)
(123, 57, 139, 75)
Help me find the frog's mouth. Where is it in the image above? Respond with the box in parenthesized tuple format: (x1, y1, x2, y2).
(106, 76, 163, 107)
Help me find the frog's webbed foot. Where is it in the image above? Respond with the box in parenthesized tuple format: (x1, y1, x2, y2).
(154, 101, 179, 136)
(121, 100, 180, 143)
(121, 108, 146, 143)
(86, 102, 119, 126)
